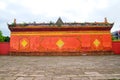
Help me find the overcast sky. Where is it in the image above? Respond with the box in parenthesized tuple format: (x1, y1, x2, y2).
(0, 0, 120, 36)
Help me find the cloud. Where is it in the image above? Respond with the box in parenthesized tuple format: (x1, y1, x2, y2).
(0, 1, 7, 10)
(0, 0, 110, 19)
(0, 0, 120, 36)
(15, 0, 109, 22)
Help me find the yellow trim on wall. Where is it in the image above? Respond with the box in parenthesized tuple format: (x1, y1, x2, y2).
(11, 31, 110, 36)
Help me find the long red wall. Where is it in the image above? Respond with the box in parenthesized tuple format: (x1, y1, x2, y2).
(10, 31, 112, 55)
(112, 41, 120, 54)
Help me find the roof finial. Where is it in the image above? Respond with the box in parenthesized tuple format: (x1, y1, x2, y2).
(104, 17, 108, 23)
(14, 18, 16, 26)
(56, 17, 64, 27)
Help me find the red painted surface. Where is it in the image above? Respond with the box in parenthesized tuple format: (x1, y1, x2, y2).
(29, 36, 40, 52)
(0, 42, 10, 55)
(10, 36, 19, 51)
(41, 37, 80, 52)
(112, 41, 120, 54)
(102, 34, 112, 50)
(10, 34, 112, 53)
(91, 35, 102, 51)
(81, 35, 91, 51)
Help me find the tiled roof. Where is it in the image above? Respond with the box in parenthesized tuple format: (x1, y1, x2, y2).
(8, 18, 114, 27)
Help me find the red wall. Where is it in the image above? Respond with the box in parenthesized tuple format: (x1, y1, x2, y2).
(0, 42, 10, 55)
(10, 33, 112, 53)
(112, 41, 120, 54)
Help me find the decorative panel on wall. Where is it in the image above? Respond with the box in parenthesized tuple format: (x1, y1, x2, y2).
(10, 31, 112, 54)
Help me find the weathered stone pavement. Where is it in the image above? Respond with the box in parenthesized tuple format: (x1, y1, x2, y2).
(0, 55, 120, 80)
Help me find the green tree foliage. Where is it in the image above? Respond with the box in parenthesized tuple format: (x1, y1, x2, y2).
(112, 36, 118, 41)
(4, 36, 10, 42)
(0, 31, 4, 42)
(0, 31, 10, 42)
(0, 31, 2, 36)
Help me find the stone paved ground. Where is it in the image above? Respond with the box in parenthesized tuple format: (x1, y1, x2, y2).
(0, 55, 120, 80)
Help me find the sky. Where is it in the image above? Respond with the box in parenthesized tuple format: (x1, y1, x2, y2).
(0, 0, 120, 36)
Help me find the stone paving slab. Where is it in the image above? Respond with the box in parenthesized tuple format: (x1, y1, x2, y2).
(0, 55, 120, 80)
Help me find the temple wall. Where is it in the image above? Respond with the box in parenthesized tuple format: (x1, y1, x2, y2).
(10, 31, 112, 55)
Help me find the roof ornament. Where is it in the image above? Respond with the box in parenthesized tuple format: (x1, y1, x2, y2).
(56, 17, 64, 27)
(14, 18, 16, 26)
(104, 17, 108, 23)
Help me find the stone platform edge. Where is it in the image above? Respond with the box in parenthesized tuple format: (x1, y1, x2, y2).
(9, 51, 114, 56)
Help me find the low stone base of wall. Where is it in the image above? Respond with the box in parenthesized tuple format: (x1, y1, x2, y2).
(10, 51, 114, 56)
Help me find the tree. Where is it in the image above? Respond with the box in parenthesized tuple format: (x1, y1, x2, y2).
(4, 36, 10, 42)
(0, 31, 4, 42)
(0, 31, 10, 42)
(0, 31, 2, 36)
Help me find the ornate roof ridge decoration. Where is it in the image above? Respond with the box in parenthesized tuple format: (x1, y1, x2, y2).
(8, 17, 114, 32)
(56, 17, 64, 27)
(8, 17, 114, 27)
